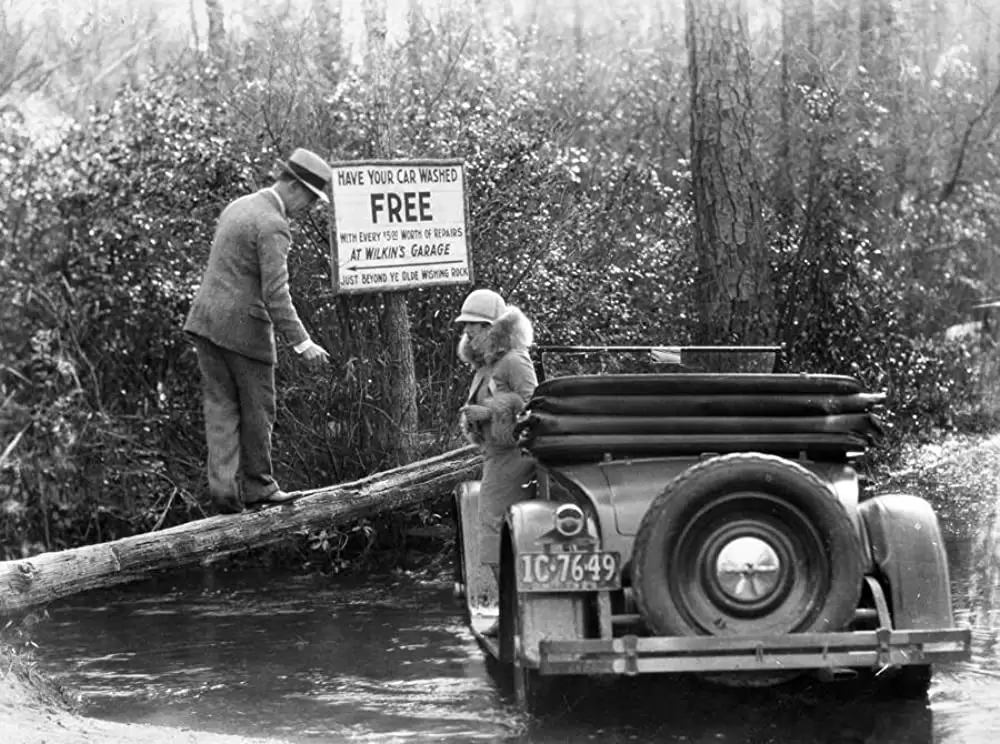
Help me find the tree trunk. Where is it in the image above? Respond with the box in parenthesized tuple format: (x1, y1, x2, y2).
(313, 0, 343, 78)
(859, 0, 906, 214)
(189, 0, 201, 53)
(0, 446, 481, 618)
(407, 0, 422, 71)
(775, 0, 822, 349)
(363, 0, 388, 88)
(363, 0, 418, 467)
(473, 0, 500, 74)
(858, 0, 913, 217)
(775, 0, 794, 224)
(686, 0, 774, 356)
(573, 0, 585, 96)
(204, 0, 226, 59)
(775, 0, 816, 223)
(382, 293, 418, 464)
(976, 2, 992, 80)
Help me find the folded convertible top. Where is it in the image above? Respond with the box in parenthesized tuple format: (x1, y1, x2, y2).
(519, 373, 884, 463)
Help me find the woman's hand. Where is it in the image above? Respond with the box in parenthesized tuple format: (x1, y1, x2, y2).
(461, 404, 491, 424)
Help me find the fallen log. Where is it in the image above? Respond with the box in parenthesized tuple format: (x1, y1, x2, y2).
(0, 445, 482, 617)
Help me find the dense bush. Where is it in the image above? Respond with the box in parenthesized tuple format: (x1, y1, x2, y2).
(0, 67, 698, 559)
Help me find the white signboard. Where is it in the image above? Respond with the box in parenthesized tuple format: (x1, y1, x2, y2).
(330, 159, 473, 294)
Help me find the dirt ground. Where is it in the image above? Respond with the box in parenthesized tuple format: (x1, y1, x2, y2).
(2, 431, 998, 743)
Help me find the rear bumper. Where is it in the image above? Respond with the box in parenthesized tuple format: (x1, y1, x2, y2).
(538, 627, 972, 676)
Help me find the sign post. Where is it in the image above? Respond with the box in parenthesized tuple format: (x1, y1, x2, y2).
(330, 159, 473, 294)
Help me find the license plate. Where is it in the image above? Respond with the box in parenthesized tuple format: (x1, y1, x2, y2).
(517, 550, 622, 592)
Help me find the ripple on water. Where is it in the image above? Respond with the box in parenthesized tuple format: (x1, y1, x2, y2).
(27, 560, 1000, 744)
(280, 677, 521, 742)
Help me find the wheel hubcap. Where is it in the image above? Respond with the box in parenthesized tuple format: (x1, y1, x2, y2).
(715, 536, 781, 602)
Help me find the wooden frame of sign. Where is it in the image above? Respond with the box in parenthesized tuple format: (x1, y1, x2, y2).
(329, 158, 474, 294)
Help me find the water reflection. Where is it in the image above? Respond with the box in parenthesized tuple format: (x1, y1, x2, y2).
(514, 678, 937, 744)
(36, 573, 519, 742)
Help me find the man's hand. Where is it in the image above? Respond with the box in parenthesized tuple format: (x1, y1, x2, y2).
(461, 404, 491, 424)
(298, 340, 330, 367)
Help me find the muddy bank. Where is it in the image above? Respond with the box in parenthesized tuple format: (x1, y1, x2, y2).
(0, 650, 288, 743)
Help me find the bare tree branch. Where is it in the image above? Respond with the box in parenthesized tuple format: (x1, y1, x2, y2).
(938, 74, 1000, 203)
(0, 5, 50, 98)
(189, 0, 201, 52)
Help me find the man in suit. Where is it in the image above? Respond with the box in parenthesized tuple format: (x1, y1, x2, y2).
(184, 148, 332, 513)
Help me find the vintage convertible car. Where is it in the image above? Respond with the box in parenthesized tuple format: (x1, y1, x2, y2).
(453, 346, 971, 713)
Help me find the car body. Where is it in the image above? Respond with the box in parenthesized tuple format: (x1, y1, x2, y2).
(454, 347, 971, 713)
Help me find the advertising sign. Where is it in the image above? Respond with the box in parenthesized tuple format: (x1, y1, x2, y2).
(330, 159, 472, 294)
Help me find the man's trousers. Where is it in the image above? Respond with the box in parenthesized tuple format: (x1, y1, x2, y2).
(192, 336, 280, 506)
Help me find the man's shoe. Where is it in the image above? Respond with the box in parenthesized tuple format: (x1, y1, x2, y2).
(244, 490, 296, 509)
(213, 496, 245, 515)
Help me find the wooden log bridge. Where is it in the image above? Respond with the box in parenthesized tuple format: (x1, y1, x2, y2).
(0, 446, 482, 618)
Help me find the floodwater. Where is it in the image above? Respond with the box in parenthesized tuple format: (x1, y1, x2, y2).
(26, 487, 1000, 743)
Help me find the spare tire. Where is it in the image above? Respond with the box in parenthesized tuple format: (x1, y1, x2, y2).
(632, 453, 864, 638)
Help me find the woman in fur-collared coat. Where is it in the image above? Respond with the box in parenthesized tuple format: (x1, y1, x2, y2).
(456, 288, 538, 588)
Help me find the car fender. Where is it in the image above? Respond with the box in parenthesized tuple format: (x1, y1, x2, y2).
(453, 480, 483, 606)
(454, 479, 481, 525)
(503, 501, 590, 667)
(858, 493, 954, 629)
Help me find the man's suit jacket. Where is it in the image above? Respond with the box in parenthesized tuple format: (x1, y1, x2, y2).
(184, 189, 310, 364)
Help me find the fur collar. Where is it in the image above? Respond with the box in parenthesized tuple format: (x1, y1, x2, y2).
(458, 305, 534, 368)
